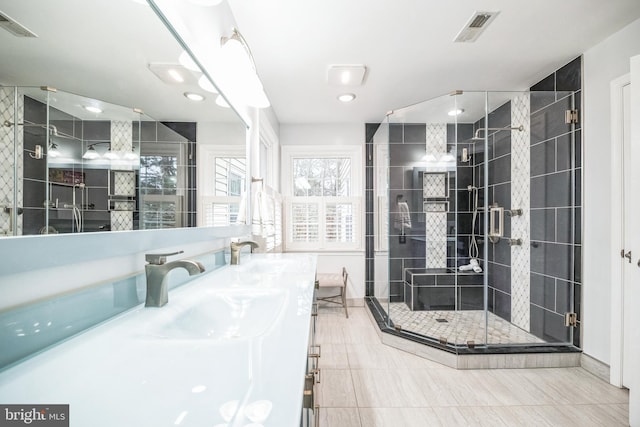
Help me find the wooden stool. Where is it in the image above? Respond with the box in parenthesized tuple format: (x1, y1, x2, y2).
(315, 267, 349, 318)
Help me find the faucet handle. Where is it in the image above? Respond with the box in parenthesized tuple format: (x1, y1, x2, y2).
(145, 250, 184, 265)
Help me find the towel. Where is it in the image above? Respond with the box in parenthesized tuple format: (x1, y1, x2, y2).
(251, 190, 275, 237)
(393, 201, 411, 231)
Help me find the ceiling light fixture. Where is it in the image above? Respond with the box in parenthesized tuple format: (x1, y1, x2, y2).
(184, 92, 205, 102)
(219, 28, 270, 109)
(441, 152, 456, 162)
(167, 68, 185, 83)
(82, 145, 100, 160)
(337, 93, 356, 103)
(123, 149, 139, 161)
(148, 63, 196, 85)
(48, 142, 60, 158)
(448, 109, 464, 116)
(82, 142, 127, 160)
(328, 65, 367, 86)
(83, 105, 102, 114)
(103, 149, 119, 160)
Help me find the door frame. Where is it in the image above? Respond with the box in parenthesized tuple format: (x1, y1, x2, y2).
(609, 73, 630, 388)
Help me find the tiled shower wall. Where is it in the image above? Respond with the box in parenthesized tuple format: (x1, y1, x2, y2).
(472, 101, 514, 322)
(472, 57, 583, 346)
(5, 95, 198, 235)
(0, 88, 23, 236)
(110, 121, 134, 231)
(510, 94, 532, 331)
(386, 123, 480, 309)
(387, 123, 428, 302)
(529, 57, 582, 346)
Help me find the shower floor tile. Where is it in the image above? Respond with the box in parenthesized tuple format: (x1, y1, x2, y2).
(384, 303, 543, 345)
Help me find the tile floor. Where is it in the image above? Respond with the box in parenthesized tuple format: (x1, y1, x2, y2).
(385, 303, 543, 345)
(315, 306, 629, 427)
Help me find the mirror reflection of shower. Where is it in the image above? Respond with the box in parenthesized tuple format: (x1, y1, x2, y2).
(460, 185, 482, 273)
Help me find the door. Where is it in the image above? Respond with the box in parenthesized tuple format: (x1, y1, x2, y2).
(621, 81, 632, 389)
(628, 53, 640, 427)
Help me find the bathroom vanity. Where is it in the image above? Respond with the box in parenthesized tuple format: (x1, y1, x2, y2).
(0, 253, 317, 427)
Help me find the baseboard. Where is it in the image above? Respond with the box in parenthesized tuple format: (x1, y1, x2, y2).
(581, 353, 611, 384)
(347, 298, 364, 307)
(316, 297, 364, 307)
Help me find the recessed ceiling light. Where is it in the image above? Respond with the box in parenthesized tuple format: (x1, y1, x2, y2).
(148, 63, 197, 85)
(84, 105, 102, 114)
(167, 68, 185, 83)
(337, 93, 356, 103)
(184, 92, 205, 102)
(328, 65, 367, 86)
(448, 109, 464, 116)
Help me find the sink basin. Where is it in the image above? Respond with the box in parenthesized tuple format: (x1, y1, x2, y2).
(143, 288, 288, 341)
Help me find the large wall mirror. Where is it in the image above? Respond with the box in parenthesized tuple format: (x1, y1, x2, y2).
(0, 0, 248, 237)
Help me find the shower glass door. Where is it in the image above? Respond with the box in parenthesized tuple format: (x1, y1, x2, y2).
(376, 89, 579, 350)
(379, 91, 490, 349)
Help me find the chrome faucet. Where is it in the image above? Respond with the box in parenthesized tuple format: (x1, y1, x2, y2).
(230, 240, 259, 265)
(144, 251, 205, 307)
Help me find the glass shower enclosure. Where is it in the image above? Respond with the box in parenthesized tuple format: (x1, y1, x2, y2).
(372, 90, 582, 351)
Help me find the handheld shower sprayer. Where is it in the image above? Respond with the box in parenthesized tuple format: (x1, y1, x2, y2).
(460, 184, 482, 273)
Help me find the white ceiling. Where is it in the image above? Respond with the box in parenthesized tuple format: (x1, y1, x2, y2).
(2, 1, 639, 127)
(0, 0, 243, 125)
(227, 0, 640, 124)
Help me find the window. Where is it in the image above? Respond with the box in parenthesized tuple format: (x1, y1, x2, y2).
(139, 143, 185, 229)
(202, 156, 246, 227)
(283, 146, 362, 251)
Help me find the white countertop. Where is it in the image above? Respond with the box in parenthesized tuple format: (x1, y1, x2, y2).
(0, 253, 317, 427)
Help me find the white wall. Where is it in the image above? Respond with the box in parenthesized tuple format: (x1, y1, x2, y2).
(315, 252, 365, 304)
(280, 123, 363, 147)
(583, 17, 640, 364)
(197, 122, 246, 146)
(280, 123, 366, 302)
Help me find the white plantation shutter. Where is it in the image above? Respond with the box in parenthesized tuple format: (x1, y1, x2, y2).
(291, 202, 319, 242)
(325, 202, 354, 243)
(283, 146, 362, 251)
(201, 198, 240, 227)
(286, 198, 360, 250)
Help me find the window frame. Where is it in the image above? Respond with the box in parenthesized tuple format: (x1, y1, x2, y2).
(197, 144, 246, 227)
(282, 145, 363, 251)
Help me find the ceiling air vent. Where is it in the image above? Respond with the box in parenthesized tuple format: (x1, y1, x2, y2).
(454, 11, 499, 43)
(0, 11, 37, 38)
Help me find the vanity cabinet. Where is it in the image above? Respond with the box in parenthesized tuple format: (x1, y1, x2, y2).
(301, 290, 320, 426)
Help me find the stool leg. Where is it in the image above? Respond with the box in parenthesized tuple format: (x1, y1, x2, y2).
(342, 286, 349, 318)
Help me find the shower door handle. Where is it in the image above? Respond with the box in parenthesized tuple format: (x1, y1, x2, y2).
(621, 249, 632, 263)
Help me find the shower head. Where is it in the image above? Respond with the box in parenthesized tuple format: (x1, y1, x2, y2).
(472, 125, 524, 140)
(4, 120, 60, 136)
